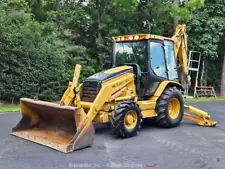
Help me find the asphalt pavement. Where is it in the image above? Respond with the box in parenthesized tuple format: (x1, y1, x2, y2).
(0, 102, 225, 169)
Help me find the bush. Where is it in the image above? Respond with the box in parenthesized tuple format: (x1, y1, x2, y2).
(0, 0, 68, 102)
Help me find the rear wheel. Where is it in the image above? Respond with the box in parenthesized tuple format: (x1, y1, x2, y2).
(110, 101, 142, 138)
(155, 87, 184, 128)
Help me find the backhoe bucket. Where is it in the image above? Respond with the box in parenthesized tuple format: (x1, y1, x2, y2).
(11, 98, 95, 153)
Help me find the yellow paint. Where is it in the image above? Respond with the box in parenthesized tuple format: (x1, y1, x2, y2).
(137, 100, 156, 110)
(141, 110, 157, 118)
(80, 102, 93, 109)
(168, 98, 180, 119)
(184, 105, 208, 118)
(184, 105, 217, 126)
(153, 81, 181, 97)
(110, 87, 127, 101)
(20, 100, 40, 126)
(172, 25, 188, 75)
(60, 64, 81, 106)
(124, 110, 137, 130)
(100, 104, 112, 112)
(115, 96, 134, 101)
(93, 112, 110, 123)
(112, 34, 173, 42)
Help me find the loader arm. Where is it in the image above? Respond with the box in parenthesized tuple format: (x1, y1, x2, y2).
(60, 64, 81, 106)
(67, 67, 137, 151)
(73, 69, 136, 125)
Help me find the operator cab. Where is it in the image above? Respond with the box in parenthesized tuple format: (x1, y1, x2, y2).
(112, 34, 179, 97)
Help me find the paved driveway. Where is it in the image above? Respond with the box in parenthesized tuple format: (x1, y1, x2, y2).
(0, 102, 225, 169)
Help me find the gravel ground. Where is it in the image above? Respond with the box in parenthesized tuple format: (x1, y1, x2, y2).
(0, 102, 225, 169)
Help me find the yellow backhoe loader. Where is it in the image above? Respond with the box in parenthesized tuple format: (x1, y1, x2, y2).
(12, 25, 216, 153)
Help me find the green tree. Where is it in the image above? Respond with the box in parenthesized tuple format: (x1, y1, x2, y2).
(187, 0, 225, 95)
(0, 0, 68, 102)
(1, 0, 219, 103)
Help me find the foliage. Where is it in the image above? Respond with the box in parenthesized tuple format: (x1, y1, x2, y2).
(0, 0, 67, 101)
(187, 0, 225, 90)
(1, 0, 225, 101)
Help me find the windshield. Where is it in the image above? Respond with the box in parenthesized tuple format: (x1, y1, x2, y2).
(114, 41, 148, 72)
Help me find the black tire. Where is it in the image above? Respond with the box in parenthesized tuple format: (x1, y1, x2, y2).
(155, 87, 184, 128)
(110, 101, 142, 138)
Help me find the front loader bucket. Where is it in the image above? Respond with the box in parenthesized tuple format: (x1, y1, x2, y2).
(11, 98, 95, 153)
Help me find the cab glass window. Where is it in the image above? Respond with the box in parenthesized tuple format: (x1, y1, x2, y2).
(164, 40, 178, 80)
(115, 41, 148, 72)
(149, 41, 167, 78)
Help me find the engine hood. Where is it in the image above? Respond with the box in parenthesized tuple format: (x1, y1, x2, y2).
(85, 66, 133, 82)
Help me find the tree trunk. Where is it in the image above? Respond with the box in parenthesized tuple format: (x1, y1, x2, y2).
(173, 0, 179, 31)
(96, 0, 101, 39)
(56, 0, 60, 11)
(220, 52, 225, 96)
(205, 60, 208, 86)
(146, 20, 151, 33)
(200, 60, 205, 86)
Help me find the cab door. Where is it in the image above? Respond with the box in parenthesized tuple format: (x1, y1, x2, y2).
(149, 40, 168, 79)
(140, 40, 168, 97)
(164, 40, 179, 81)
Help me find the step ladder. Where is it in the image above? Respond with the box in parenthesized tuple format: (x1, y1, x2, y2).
(184, 51, 201, 97)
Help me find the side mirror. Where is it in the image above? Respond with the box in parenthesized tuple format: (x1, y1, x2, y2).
(103, 61, 111, 69)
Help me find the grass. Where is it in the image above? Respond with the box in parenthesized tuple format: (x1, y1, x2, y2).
(0, 104, 20, 113)
(0, 101, 59, 113)
(0, 97, 225, 113)
(184, 97, 225, 102)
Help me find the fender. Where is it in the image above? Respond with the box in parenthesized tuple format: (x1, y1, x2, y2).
(153, 81, 182, 97)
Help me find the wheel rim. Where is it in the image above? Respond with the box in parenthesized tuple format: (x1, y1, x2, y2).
(124, 110, 138, 130)
(168, 98, 180, 119)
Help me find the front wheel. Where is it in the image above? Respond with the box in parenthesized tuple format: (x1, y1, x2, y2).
(155, 87, 184, 128)
(110, 101, 142, 138)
